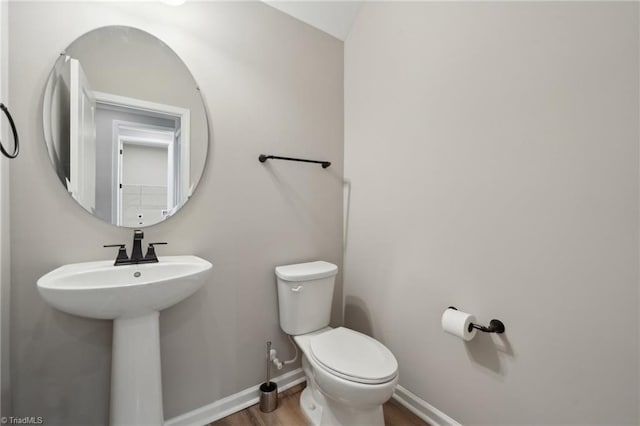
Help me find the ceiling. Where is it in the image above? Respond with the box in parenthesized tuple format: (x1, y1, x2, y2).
(262, 1, 361, 41)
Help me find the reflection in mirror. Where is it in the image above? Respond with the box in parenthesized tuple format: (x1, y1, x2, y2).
(43, 26, 208, 227)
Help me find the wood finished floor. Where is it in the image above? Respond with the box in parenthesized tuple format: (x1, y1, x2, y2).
(210, 383, 429, 426)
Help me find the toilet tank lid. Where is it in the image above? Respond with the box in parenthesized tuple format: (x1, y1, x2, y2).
(275, 261, 338, 282)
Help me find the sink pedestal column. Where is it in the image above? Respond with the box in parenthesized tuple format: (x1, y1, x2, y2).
(110, 312, 164, 425)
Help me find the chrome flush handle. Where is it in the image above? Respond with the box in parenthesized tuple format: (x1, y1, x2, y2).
(290, 285, 303, 293)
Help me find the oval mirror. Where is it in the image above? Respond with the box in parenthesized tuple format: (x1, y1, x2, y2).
(42, 26, 208, 228)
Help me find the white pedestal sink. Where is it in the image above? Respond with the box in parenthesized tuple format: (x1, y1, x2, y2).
(37, 255, 212, 426)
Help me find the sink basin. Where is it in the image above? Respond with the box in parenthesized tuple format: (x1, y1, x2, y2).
(37, 255, 212, 426)
(37, 255, 212, 319)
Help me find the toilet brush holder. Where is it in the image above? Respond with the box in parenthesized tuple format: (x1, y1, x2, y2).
(259, 341, 278, 413)
(259, 381, 278, 413)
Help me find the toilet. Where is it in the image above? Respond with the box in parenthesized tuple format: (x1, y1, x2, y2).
(276, 261, 399, 426)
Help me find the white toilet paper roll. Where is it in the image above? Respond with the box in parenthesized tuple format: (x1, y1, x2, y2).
(441, 308, 477, 341)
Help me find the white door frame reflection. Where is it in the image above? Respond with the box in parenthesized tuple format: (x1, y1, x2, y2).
(69, 56, 97, 213)
(93, 91, 190, 227)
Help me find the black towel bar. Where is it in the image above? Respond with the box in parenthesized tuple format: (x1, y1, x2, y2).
(259, 154, 330, 169)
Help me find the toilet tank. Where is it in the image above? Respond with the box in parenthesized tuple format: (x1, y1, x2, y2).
(276, 261, 338, 335)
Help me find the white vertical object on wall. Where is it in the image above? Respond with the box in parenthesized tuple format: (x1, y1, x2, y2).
(176, 112, 189, 200)
(69, 58, 97, 213)
(0, 0, 10, 416)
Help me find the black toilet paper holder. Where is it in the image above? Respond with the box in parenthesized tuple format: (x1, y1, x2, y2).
(447, 306, 505, 334)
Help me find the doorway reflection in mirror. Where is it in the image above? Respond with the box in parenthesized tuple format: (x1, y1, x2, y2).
(42, 26, 208, 228)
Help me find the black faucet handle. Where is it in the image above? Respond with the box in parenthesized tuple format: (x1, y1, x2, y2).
(104, 244, 129, 264)
(144, 242, 167, 262)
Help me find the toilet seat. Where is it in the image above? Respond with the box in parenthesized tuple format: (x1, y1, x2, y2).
(309, 327, 398, 385)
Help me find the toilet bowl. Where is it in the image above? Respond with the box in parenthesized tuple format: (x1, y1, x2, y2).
(295, 327, 398, 426)
(275, 261, 399, 426)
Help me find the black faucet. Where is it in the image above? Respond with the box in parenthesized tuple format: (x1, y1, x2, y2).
(104, 230, 167, 266)
(131, 229, 145, 263)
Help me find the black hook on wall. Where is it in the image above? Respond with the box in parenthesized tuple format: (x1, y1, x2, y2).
(447, 306, 505, 334)
(0, 103, 19, 159)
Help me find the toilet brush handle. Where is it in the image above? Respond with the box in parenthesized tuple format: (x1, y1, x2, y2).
(266, 341, 272, 385)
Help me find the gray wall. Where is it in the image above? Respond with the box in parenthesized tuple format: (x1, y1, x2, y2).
(9, 2, 343, 424)
(0, 0, 11, 416)
(344, 2, 639, 424)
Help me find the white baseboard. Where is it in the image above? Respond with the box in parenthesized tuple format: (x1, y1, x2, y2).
(392, 385, 461, 426)
(164, 368, 306, 426)
(165, 370, 458, 426)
